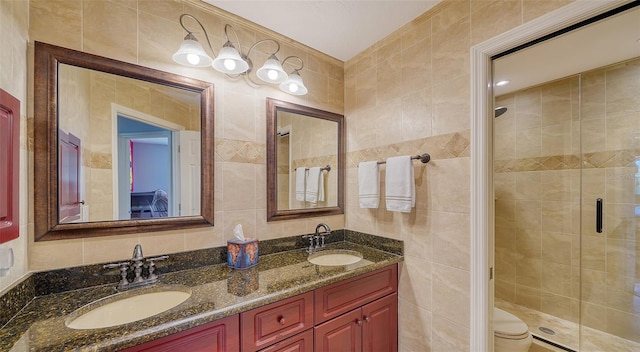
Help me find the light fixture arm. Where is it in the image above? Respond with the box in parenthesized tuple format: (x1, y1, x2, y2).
(223, 24, 243, 53)
(179, 14, 216, 57)
(246, 39, 281, 59)
(282, 56, 304, 72)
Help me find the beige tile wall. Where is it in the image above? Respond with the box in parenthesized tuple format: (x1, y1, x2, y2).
(26, 0, 345, 271)
(0, 0, 29, 294)
(494, 57, 640, 342)
(343, 0, 575, 350)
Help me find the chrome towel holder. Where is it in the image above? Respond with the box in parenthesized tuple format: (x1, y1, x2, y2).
(373, 153, 431, 165)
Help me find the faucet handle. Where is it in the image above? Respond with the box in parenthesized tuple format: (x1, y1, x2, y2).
(103, 262, 130, 289)
(146, 256, 168, 281)
(103, 261, 130, 269)
(147, 255, 169, 262)
(302, 234, 315, 253)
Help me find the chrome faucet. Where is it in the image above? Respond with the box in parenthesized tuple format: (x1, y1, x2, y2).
(103, 244, 168, 290)
(303, 223, 331, 253)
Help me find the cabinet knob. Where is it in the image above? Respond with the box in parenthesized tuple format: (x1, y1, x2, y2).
(364, 316, 370, 323)
(278, 316, 286, 325)
(356, 319, 362, 326)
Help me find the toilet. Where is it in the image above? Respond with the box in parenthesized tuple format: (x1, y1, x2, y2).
(493, 307, 533, 352)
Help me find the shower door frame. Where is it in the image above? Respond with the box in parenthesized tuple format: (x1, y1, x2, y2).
(469, 0, 633, 350)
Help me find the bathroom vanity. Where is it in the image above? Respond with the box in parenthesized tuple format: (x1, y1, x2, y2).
(0, 231, 402, 351)
(123, 265, 397, 352)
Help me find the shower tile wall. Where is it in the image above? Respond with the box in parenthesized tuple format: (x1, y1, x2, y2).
(494, 57, 640, 343)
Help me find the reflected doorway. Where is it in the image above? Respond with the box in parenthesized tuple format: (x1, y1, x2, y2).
(117, 116, 172, 219)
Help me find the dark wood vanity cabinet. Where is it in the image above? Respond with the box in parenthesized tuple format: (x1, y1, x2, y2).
(121, 264, 397, 352)
(313, 266, 398, 352)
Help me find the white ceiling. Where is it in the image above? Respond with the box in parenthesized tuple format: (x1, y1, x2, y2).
(203, 0, 442, 61)
(494, 5, 640, 96)
(201, 1, 638, 94)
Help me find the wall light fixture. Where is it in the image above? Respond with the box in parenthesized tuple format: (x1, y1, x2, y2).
(172, 14, 308, 96)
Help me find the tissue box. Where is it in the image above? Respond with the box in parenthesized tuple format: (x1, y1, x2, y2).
(227, 238, 259, 269)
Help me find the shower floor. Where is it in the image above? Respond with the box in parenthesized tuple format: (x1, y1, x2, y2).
(495, 300, 640, 352)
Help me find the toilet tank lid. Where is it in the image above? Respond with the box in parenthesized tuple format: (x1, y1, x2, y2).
(493, 308, 529, 336)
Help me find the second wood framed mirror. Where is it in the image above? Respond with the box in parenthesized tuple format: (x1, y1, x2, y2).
(266, 98, 344, 221)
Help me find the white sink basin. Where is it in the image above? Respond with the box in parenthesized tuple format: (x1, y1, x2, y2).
(308, 250, 363, 266)
(66, 287, 191, 330)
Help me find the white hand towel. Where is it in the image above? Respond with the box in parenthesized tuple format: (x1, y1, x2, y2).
(385, 156, 415, 212)
(295, 167, 306, 201)
(358, 161, 380, 208)
(318, 171, 325, 202)
(305, 167, 322, 204)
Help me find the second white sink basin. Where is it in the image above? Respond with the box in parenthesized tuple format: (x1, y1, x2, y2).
(66, 286, 191, 330)
(308, 250, 363, 266)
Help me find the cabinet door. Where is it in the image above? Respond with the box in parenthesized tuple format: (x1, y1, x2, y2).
(242, 291, 314, 352)
(258, 329, 313, 352)
(121, 315, 240, 352)
(314, 309, 362, 352)
(0, 89, 20, 243)
(362, 293, 397, 352)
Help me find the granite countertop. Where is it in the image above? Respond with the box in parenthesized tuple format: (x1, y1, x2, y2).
(0, 231, 403, 352)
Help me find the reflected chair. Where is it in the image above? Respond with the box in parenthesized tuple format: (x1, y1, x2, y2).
(149, 189, 169, 217)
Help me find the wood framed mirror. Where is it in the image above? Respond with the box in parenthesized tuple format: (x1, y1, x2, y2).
(266, 98, 344, 221)
(34, 41, 215, 241)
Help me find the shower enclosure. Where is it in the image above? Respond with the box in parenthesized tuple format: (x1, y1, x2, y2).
(492, 6, 639, 351)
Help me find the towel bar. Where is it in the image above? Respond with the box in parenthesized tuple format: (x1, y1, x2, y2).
(374, 153, 431, 165)
(296, 165, 331, 172)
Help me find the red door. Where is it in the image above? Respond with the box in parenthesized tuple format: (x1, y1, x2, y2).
(314, 309, 362, 352)
(58, 129, 81, 223)
(362, 293, 398, 352)
(0, 89, 20, 243)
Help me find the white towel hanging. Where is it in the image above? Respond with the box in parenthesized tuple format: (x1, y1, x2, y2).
(385, 155, 415, 212)
(305, 167, 323, 204)
(295, 167, 306, 201)
(358, 161, 380, 208)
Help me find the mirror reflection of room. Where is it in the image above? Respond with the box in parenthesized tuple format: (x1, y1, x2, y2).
(118, 116, 171, 220)
(276, 111, 338, 210)
(57, 64, 202, 223)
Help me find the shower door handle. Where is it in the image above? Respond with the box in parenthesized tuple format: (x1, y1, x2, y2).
(596, 198, 603, 233)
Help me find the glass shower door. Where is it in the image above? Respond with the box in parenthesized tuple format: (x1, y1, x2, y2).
(579, 57, 640, 351)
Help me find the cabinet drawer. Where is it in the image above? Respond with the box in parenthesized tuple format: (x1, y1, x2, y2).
(258, 329, 313, 352)
(314, 264, 397, 324)
(241, 291, 314, 352)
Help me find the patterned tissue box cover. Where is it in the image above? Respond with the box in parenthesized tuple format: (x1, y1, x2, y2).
(227, 238, 259, 269)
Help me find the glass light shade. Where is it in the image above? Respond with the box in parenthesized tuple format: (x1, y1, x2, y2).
(256, 55, 288, 83)
(172, 35, 213, 67)
(212, 42, 249, 74)
(279, 71, 308, 95)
